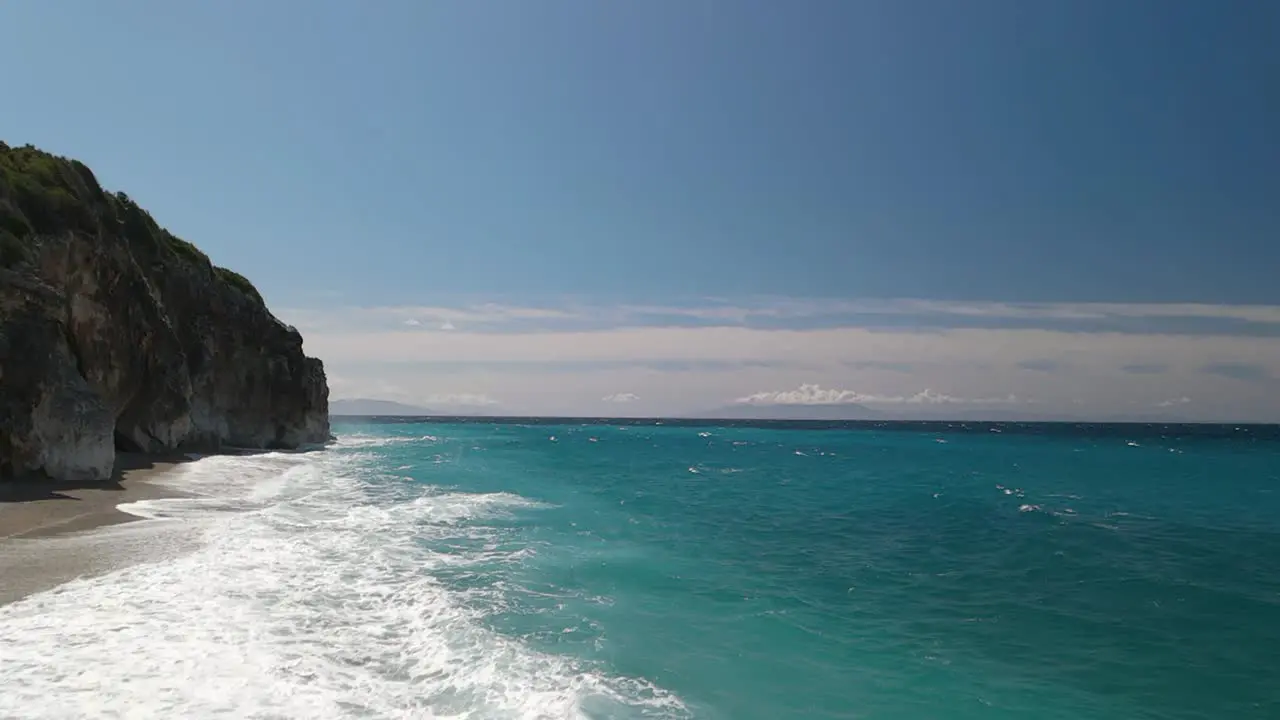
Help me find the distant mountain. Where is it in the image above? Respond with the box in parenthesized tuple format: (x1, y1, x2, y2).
(329, 398, 438, 416)
(330, 398, 1205, 424)
(689, 403, 883, 421)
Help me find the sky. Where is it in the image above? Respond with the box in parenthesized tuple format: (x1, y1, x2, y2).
(2, 0, 1278, 420)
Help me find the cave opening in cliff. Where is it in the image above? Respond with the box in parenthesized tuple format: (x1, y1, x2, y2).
(113, 429, 144, 453)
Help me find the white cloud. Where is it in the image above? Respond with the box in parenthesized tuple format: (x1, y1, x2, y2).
(282, 297, 1280, 336)
(283, 298, 1280, 422)
(735, 384, 1019, 406)
(901, 389, 1021, 405)
(602, 393, 640, 403)
(736, 384, 867, 405)
(282, 303, 574, 332)
(1156, 396, 1192, 407)
(403, 318, 421, 326)
(611, 298, 1280, 325)
(301, 324, 1280, 373)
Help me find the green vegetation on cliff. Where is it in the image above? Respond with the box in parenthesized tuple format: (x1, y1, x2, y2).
(0, 141, 262, 303)
(0, 140, 329, 480)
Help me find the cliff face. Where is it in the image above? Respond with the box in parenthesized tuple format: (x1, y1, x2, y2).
(0, 142, 329, 481)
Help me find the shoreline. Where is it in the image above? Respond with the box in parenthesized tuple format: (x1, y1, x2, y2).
(0, 452, 197, 606)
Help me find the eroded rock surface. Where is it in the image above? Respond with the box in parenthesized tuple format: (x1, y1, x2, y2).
(0, 142, 329, 480)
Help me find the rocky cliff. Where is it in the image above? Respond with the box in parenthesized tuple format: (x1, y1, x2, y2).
(0, 142, 329, 481)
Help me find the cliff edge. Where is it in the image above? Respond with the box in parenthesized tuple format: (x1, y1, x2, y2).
(0, 142, 329, 481)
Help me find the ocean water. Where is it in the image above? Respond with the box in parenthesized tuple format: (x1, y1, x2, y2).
(2, 420, 1279, 719)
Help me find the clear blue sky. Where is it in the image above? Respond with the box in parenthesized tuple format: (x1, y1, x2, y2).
(4, 1, 1279, 419)
(3, 0, 1277, 307)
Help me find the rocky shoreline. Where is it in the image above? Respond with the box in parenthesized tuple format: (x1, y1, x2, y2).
(0, 142, 329, 482)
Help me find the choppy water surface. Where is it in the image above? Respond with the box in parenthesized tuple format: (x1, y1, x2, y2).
(2, 420, 1278, 719)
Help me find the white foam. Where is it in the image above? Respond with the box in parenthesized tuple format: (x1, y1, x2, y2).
(0, 448, 687, 719)
(333, 433, 425, 450)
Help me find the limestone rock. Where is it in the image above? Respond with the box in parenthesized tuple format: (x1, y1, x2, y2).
(0, 142, 329, 481)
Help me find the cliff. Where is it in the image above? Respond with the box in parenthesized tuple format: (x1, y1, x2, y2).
(0, 142, 329, 481)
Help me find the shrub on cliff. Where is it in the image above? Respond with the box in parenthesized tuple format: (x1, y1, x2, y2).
(213, 266, 265, 303)
(0, 141, 260, 302)
(0, 141, 330, 480)
(0, 143, 99, 249)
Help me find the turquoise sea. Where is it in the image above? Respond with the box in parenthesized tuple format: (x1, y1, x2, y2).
(2, 419, 1278, 718)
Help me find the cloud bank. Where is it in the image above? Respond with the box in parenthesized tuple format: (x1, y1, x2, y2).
(602, 393, 640, 403)
(284, 297, 1280, 336)
(735, 384, 1019, 406)
(283, 297, 1280, 421)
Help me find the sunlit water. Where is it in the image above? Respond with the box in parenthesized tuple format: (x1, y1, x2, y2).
(2, 420, 1278, 719)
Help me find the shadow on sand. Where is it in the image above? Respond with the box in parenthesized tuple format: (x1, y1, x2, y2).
(1, 439, 336, 504)
(0, 453, 195, 504)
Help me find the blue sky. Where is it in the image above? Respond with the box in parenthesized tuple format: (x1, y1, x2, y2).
(3, 1, 1278, 419)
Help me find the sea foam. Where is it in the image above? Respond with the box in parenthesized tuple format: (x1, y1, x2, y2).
(0, 438, 686, 719)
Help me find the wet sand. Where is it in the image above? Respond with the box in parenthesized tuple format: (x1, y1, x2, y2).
(0, 453, 194, 605)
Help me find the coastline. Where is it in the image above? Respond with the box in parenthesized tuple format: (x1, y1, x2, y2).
(0, 453, 195, 606)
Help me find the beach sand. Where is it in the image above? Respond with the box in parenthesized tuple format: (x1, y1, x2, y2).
(0, 453, 195, 605)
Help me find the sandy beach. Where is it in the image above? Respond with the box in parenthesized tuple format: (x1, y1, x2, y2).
(0, 453, 194, 605)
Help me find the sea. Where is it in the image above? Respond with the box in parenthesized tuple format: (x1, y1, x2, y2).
(1, 418, 1279, 719)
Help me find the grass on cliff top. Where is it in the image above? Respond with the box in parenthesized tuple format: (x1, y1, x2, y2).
(213, 266, 263, 303)
(0, 141, 264, 304)
(0, 142, 100, 268)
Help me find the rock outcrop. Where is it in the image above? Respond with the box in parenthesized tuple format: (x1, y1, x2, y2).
(0, 142, 329, 481)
